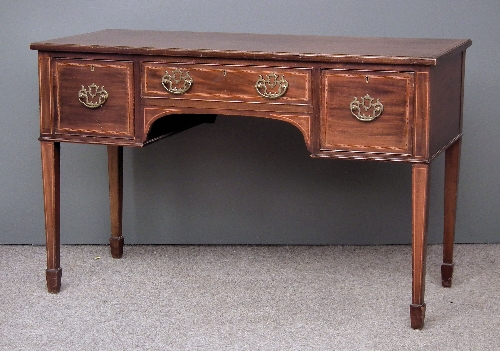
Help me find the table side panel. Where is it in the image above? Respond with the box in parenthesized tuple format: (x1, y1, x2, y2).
(38, 52, 54, 135)
(428, 52, 465, 158)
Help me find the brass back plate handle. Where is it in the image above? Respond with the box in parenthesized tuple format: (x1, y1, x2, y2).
(350, 94, 384, 122)
(255, 73, 288, 99)
(78, 83, 108, 109)
(162, 68, 193, 94)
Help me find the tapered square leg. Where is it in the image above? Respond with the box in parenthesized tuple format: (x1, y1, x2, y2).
(41, 141, 62, 293)
(442, 139, 461, 287)
(108, 145, 124, 258)
(411, 163, 430, 329)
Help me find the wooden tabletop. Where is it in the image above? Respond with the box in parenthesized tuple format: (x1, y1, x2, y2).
(30, 29, 471, 65)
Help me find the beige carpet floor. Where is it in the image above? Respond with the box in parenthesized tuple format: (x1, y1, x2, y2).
(1, 244, 498, 350)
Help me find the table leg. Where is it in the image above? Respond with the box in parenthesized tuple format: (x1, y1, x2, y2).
(108, 145, 124, 258)
(41, 141, 62, 293)
(442, 139, 461, 287)
(410, 163, 430, 329)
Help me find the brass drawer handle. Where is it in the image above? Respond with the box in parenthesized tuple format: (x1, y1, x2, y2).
(78, 83, 108, 108)
(255, 73, 288, 99)
(162, 68, 193, 94)
(350, 94, 384, 122)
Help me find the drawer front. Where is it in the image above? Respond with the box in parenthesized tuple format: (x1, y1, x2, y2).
(54, 59, 134, 136)
(142, 63, 312, 110)
(321, 70, 414, 154)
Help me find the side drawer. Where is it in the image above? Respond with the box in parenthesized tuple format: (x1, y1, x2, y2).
(321, 70, 414, 154)
(54, 59, 134, 137)
(142, 62, 312, 111)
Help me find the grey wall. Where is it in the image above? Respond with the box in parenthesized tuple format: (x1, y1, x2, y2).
(0, 1, 498, 245)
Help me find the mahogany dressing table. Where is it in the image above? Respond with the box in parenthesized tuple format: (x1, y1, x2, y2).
(30, 30, 471, 329)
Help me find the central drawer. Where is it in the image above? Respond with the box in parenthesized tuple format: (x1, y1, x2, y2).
(142, 62, 312, 112)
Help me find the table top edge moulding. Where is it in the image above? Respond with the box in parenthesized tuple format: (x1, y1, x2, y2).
(31, 30, 471, 330)
(30, 29, 471, 65)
